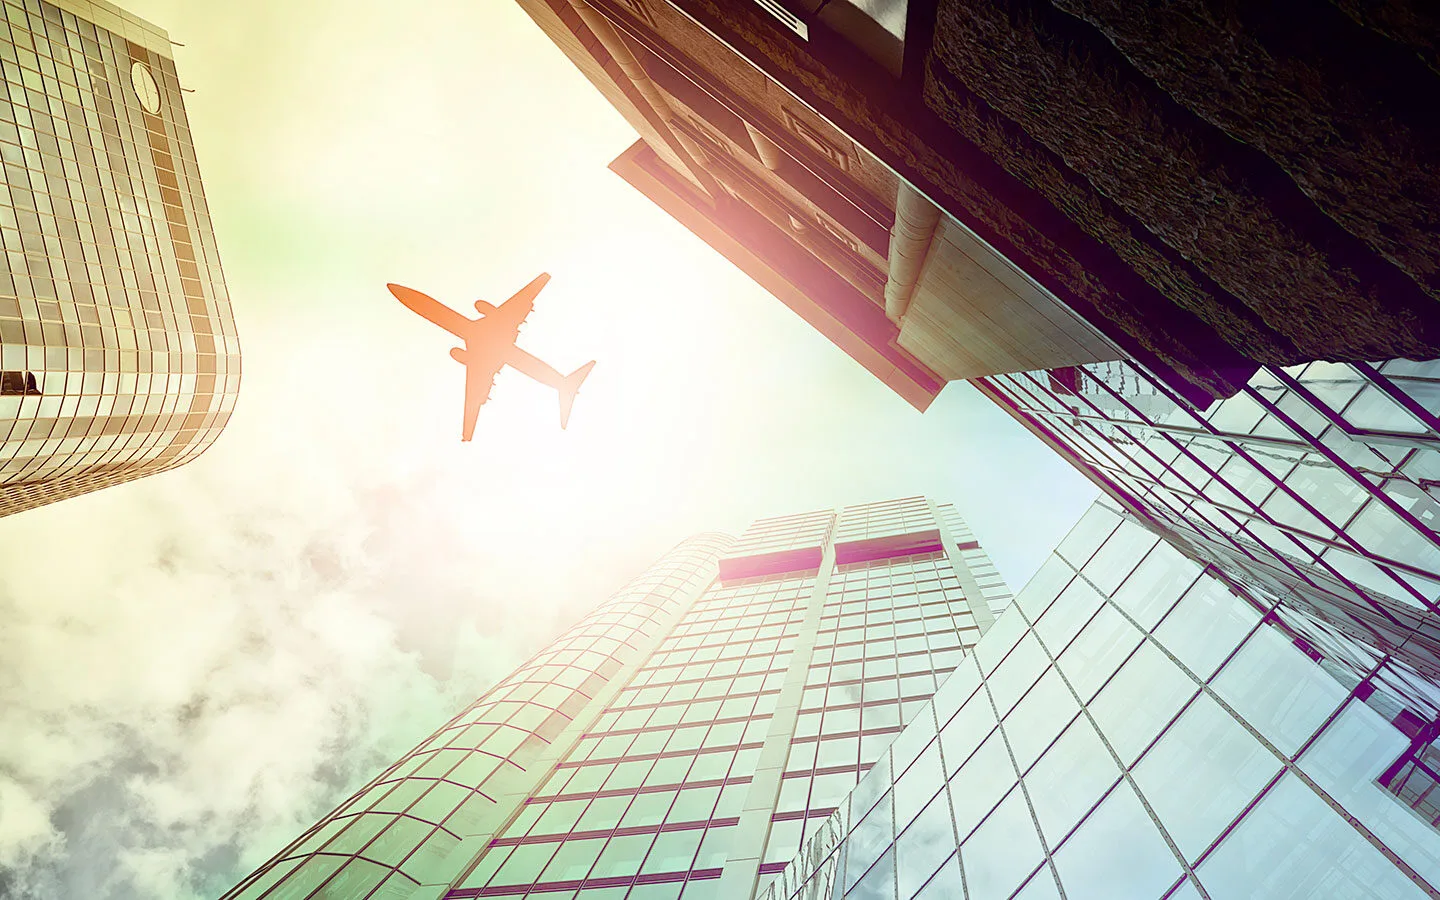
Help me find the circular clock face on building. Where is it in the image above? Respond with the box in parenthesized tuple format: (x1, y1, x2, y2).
(130, 61, 161, 114)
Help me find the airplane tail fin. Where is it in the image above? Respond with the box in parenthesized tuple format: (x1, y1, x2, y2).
(558, 361, 596, 430)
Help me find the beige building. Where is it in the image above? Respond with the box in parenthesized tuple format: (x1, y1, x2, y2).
(0, 0, 238, 516)
(518, 0, 1128, 412)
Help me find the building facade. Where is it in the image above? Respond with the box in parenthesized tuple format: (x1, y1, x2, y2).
(977, 356, 1440, 707)
(519, 0, 1440, 410)
(0, 0, 239, 516)
(221, 498, 1010, 900)
(517, 0, 1440, 729)
(762, 498, 1440, 900)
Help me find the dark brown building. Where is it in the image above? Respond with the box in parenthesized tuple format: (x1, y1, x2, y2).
(519, 0, 1440, 409)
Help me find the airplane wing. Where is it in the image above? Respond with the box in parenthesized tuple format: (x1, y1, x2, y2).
(483, 272, 550, 334)
(504, 272, 551, 318)
(451, 346, 506, 442)
(388, 283, 473, 338)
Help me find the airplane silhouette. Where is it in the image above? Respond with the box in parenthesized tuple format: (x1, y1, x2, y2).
(387, 274, 596, 441)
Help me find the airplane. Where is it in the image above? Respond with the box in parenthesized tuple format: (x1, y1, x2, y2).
(387, 273, 596, 441)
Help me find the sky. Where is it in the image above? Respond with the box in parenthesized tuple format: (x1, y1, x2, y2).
(0, 1, 1096, 897)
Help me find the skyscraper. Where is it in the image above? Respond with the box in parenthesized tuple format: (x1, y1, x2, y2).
(517, 0, 1440, 410)
(0, 0, 239, 516)
(222, 498, 1011, 899)
(514, 0, 1440, 731)
(977, 357, 1440, 700)
(763, 498, 1440, 900)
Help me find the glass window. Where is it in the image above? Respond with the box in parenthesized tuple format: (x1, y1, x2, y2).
(1013, 868, 1062, 900)
(940, 687, 997, 776)
(1034, 578, 1105, 656)
(1053, 782, 1181, 900)
(844, 790, 894, 893)
(1056, 604, 1143, 703)
(1212, 625, 1349, 756)
(948, 730, 1018, 841)
(1025, 715, 1121, 845)
(642, 829, 703, 874)
(492, 841, 559, 886)
(1014, 555, 1075, 623)
(1133, 693, 1282, 861)
(1089, 642, 1198, 766)
(1004, 667, 1081, 773)
(1299, 701, 1440, 887)
(894, 789, 957, 900)
(1153, 576, 1261, 681)
(576, 795, 632, 832)
(931, 655, 981, 724)
(695, 824, 734, 869)
(893, 740, 944, 830)
(1166, 882, 1204, 900)
(973, 607, 1028, 675)
(1108, 542, 1199, 629)
(985, 634, 1049, 717)
(847, 845, 895, 900)
(1198, 773, 1428, 899)
(911, 852, 962, 900)
(591, 833, 653, 879)
(539, 836, 606, 882)
(960, 787, 1044, 900)
(1056, 505, 1120, 570)
(1086, 521, 1162, 597)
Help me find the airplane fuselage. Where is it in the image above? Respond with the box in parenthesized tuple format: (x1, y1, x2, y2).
(387, 275, 596, 438)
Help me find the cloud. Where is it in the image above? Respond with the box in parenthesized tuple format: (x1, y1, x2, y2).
(0, 415, 564, 899)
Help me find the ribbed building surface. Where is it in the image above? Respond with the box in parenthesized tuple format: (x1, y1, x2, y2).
(222, 534, 732, 900)
(222, 499, 1010, 900)
(763, 499, 1440, 900)
(0, 0, 239, 516)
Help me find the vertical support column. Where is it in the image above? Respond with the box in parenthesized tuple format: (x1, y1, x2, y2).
(929, 499, 998, 635)
(713, 551, 837, 900)
(884, 182, 943, 323)
(744, 121, 787, 171)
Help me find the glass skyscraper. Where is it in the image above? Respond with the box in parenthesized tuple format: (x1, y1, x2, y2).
(0, 0, 239, 516)
(976, 358, 1440, 719)
(763, 497, 1440, 900)
(222, 498, 1010, 900)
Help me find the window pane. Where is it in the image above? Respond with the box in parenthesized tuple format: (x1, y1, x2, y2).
(1133, 693, 1282, 861)
(894, 789, 957, 900)
(940, 686, 997, 776)
(1089, 642, 1198, 765)
(1199, 773, 1427, 899)
(1026, 716, 1121, 845)
(1107, 541, 1198, 628)
(1212, 626, 1349, 756)
(1003, 667, 1080, 773)
(948, 730, 1017, 840)
(1034, 578, 1105, 656)
(911, 852, 962, 900)
(1057, 604, 1143, 703)
(1299, 701, 1440, 887)
(1013, 868, 1062, 900)
(986, 634, 1048, 716)
(1153, 577, 1260, 682)
(961, 787, 1044, 900)
(1053, 782, 1180, 900)
(1087, 521, 1162, 598)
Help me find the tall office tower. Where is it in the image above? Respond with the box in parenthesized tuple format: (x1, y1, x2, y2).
(222, 498, 1009, 900)
(763, 499, 1440, 900)
(0, 0, 239, 516)
(518, 0, 1439, 411)
(515, 0, 1440, 737)
(976, 357, 1440, 708)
